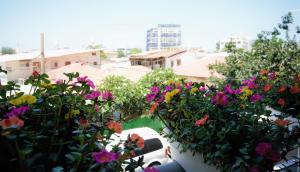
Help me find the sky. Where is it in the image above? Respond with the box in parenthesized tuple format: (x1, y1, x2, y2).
(0, 0, 300, 51)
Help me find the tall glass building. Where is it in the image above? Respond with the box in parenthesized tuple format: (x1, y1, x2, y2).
(146, 24, 181, 51)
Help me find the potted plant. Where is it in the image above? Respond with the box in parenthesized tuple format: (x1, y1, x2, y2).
(0, 69, 152, 172)
(146, 71, 300, 172)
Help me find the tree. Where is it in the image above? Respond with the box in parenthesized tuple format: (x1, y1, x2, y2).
(100, 50, 107, 59)
(117, 49, 125, 58)
(1, 47, 16, 55)
(210, 13, 300, 82)
(129, 48, 142, 55)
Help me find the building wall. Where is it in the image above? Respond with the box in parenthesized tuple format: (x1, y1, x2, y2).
(3, 50, 100, 82)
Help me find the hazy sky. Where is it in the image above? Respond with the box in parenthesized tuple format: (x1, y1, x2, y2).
(0, 0, 300, 51)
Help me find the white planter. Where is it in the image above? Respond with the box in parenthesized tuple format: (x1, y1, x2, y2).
(169, 141, 218, 172)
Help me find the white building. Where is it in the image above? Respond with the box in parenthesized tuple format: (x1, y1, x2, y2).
(217, 36, 250, 51)
(0, 49, 101, 82)
(146, 24, 181, 51)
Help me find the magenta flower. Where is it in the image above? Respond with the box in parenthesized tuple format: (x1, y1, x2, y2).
(85, 91, 101, 100)
(211, 92, 229, 106)
(144, 166, 160, 172)
(5, 106, 30, 117)
(146, 93, 156, 103)
(243, 77, 256, 89)
(255, 142, 272, 156)
(101, 91, 113, 101)
(92, 149, 119, 163)
(250, 94, 263, 102)
(184, 82, 193, 90)
(164, 85, 173, 92)
(55, 79, 63, 85)
(76, 76, 95, 89)
(224, 84, 234, 94)
(268, 72, 276, 80)
(150, 86, 160, 94)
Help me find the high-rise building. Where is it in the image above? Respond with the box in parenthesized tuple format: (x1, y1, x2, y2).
(146, 24, 181, 51)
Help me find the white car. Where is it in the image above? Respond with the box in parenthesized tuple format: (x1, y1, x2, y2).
(109, 127, 172, 169)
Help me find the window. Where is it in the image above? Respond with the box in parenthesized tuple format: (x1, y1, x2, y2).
(177, 59, 181, 66)
(92, 52, 96, 56)
(19, 61, 30, 68)
(52, 61, 58, 68)
(171, 61, 174, 67)
(133, 138, 163, 157)
(137, 61, 142, 65)
(93, 62, 97, 65)
(65, 61, 71, 66)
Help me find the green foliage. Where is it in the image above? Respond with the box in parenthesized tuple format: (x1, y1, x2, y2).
(117, 49, 126, 58)
(129, 48, 142, 55)
(98, 75, 145, 118)
(100, 50, 107, 59)
(0, 71, 144, 171)
(210, 13, 300, 82)
(1, 47, 16, 55)
(122, 116, 164, 132)
(138, 69, 180, 91)
(223, 41, 236, 53)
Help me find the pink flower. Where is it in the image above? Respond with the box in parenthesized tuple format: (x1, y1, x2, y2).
(164, 85, 173, 92)
(55, 79, 63, 85)
(211, 92, 229, 106)
(184, 82, 193, 90)
(144, 167, 160, 172)
(199, 86, 206, 92)
(76, 76, 95, 89)
(5, 106, 30, 117)
(243, 78, 256, 89)
(150, 86, 160, 94)
(85, 91, 101, 100)
(268, 72, 276, 80)
(146, 93, 156, 103)
(224, 85, 241, 95)
(250, 94, 263, 102)
(92, 149, 119, 163)
(255, 142, 272, 156)
(101, 91, 113, 101)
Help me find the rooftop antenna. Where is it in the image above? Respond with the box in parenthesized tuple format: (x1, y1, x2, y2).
(40, 33, 45, 74)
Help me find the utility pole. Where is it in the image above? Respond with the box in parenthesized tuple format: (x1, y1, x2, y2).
(40, 33, 45, 74)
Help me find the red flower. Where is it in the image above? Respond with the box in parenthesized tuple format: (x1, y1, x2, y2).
(107, 121, 122, 134)
(278, 85, 286, 93)
(290, 86, 300, 94)
(79, 119, 89, 128)
(195, 114, 209, 126)
(277, 98, 285, 107)
(263, 84, 272, 92)
(0, 116, 24, 129)
(130, 134, 145, 149)
(32, 70, 39, 77)
(274, 119, 290, 127)
(149, 102, 158, 114)
(211, 92, 229, 106)
(260, 69, 268, 75)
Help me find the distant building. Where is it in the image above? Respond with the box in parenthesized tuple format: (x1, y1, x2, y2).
(129, 50, 186, 69)
(146, 24, 181, 51)
(0, 49, 100, 82)
(217, 36, 250, 51)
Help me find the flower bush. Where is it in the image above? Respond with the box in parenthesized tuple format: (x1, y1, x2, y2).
(0, 70, 149, 172)
(147, 72, 300, 171)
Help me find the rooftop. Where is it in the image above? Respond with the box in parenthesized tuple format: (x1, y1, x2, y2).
(129, 49, 186, 60)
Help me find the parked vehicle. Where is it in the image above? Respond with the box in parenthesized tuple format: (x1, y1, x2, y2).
(109, 127, 172, 169)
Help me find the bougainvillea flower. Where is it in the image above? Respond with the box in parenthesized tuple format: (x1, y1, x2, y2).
(149, 102, 158, 114)
(0, 116, 24, 129)
(144, 166, 160, 172)
(260, 69, 269, 75)
(84, 91, 101, 100)
(255, 142, 272, 156)
(290, 86, 300, 94)
(101, 91, 113, 101)
(277, 98, 285, 107)
(5, 106, 30, 117)
(278, 85, 286, 93)
(274, 119, 290, 127)
(268, 72, 276, 80)
(211, 92, 229, 106)
(130, 134, 145, 149)
(107, 121, 122, 134)
(195, 114, 209, 126)
(263, 84, 273, 92)
(92, 149, 119, 163)
(250, 94, 263, 103)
